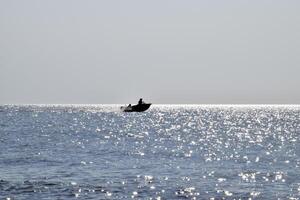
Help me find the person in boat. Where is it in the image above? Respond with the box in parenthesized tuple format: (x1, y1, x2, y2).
(138, 98, 144, 105)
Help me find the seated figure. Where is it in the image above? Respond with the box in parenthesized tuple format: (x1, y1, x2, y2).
(138, 98, 144, 105)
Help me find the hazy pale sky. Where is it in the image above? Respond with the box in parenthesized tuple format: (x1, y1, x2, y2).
(1, 0, 299, 104)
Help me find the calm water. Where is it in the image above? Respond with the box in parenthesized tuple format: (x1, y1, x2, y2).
(0, 105, 300, 199)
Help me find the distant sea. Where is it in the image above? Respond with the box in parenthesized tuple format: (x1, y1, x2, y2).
(0, 105, 300, 199)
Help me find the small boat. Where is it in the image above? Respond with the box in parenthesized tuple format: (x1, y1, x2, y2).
(121, 103, 151, 112)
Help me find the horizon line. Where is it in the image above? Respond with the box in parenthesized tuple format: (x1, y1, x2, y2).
(1, 103, 300, 107)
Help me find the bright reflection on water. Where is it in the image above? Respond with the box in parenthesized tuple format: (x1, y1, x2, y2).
(0, 105, 300, 199)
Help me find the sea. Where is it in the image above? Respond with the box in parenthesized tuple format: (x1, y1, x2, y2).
(0, 104, 300, 200)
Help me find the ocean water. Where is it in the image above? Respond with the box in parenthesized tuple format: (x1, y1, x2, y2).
(0, 105, 300, 200)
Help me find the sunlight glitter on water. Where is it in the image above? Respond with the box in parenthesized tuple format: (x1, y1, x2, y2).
(0, 104, 300, 199)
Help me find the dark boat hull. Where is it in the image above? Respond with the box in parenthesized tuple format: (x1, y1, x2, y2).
(121, 103, 151, 112)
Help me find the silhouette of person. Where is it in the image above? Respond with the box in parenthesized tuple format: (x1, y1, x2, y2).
(128, 104, 132, 107)
(138, 98, 143, 105)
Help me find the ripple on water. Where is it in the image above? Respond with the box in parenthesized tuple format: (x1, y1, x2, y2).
(0, 105, 300, 199)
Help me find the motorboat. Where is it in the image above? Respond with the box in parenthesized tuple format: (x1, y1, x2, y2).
(121, 103, 151, 112)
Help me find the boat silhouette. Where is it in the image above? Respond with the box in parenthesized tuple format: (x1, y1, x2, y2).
(121, 103, 151, 112)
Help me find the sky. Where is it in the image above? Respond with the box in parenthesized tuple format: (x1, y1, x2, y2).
(1, 0, 300, 104)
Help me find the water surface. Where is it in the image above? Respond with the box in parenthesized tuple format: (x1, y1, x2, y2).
(0, 105, 300, 199)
